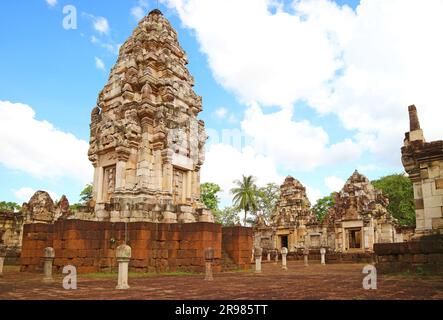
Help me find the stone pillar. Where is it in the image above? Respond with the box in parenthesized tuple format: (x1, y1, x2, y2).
(115, 161, 127, 190)
(0, 246, 6, 277)
(116, 244, 132, 290)
(267, 251, 271, 262)
(204, 248, 214, 281)
(186, 170, 192, 200)
(254, 247, 263, 274)
(281, 247, 288, 271)
(303, 247, 310, 267)
(275, 250, 279, 264)
(43, 247, 55, 282)
(320, 247, 326, 265)
(96, 167, 104, 203)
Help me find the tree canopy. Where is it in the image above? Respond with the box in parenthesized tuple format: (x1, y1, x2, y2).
(231, 175, 259, 226)
(312, 195, 335, 223)
(200, 182, 221, 212)
(256, 183, 280, 224)
(372, 174, 415, 227)
(79, 184, 93, 204)
(0, 201, 21, 212)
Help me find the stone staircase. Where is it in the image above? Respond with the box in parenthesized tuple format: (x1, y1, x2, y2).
(221, 249, 239, 272)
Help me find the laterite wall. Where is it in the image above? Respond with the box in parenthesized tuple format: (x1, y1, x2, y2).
(20, 220, 224, 274)
(374, 235, 443, 273)
(222, 226, 253, 269)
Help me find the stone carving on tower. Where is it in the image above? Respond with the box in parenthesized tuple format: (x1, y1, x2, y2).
(87, 9, 213, 223)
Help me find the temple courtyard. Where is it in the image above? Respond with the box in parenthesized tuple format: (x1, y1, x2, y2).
(1, 262, 442, 300)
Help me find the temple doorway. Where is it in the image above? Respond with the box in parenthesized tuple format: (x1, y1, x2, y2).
(347, 228, 362, 249)
(280, 235, 288, 249)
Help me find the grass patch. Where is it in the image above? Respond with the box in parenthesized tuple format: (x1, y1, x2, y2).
(383, 268, 443, 280)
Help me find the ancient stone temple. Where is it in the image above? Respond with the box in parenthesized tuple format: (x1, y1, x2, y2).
(323, 171, 399, 252)
(255, 172, 400, 254)
(255, 177, 317, 252)
(87, 9, 213, 223)
(402, 105, 443, 235)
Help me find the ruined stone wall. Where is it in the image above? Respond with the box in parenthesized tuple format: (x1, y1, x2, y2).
(222, 226, 253, 270)
(20, 220, 223, 274)
(402, 105, 443, 235)
(0, 211, 24, 264)
(375, 235, 443, 273)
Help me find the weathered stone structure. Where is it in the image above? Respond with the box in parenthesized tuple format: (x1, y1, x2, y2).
(270, 177, 317, 250)
(401, 105, 443, 235)
(255, 172, 400, 254)
(322, 171, 399, 252)
(374, 105, 443, 273)
(88, 9, 212, 224)
(0, 211, 23, 263)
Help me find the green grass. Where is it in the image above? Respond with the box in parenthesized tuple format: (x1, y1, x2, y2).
(383, 268, 443, 280)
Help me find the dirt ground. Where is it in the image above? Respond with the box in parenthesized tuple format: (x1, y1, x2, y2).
(1, 261, 442, 300)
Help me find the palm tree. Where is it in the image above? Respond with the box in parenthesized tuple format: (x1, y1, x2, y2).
(231, 175, 259, 226)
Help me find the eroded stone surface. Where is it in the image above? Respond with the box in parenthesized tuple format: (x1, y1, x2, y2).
(87, 9, 212, 224)
(401, 105, 443, 235)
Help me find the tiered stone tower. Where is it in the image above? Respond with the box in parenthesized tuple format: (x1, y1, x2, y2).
(326, 171, 397, 251)
(402, 105, 443, 235)
(88, 9, 213, 223)
(272, 176, 315, 227)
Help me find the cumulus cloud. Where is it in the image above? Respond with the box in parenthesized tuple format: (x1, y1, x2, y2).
(14, 187, 58, 203)
(164, 0, 443, 169)
(241, 105, 362, 170)
(324, 176, 345, 193)
(95, 57, 106, 71)
(201, 144, 284, 204)
(131, 0, 150, 21)
(46, 0, 57, 7)
(83, 13, 110, 35)
(0, 101, 93, 184)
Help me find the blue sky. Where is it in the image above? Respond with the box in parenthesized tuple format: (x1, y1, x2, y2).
(1, 0, 442, 207)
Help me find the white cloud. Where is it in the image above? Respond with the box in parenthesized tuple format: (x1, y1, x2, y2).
(306, 186, 322, 206)
(95, 57, 106, 71)
(90, 36, 120, 55)
(165, 0, 443, 169)
(14, 187, 58, 203)
(201, 143, 284, 204)
(214, 107, 228, 119)
(46, 0, 57, 7)
(0, 101, 93, 184)
(93, 16, 110, 34)
(324, 176, 345, 193)
(83, 13, 111, 35)
(241, 104, 362, 171)
(131, 0, 150, 21)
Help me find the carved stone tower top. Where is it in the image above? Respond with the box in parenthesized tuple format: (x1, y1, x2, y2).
(87, 9, 213, 223)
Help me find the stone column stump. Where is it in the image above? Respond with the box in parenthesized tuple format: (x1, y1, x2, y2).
(267, 251, 271, 262)
(303, 247, 310, 267)
(281, 247, 288, 271)
(116, 244, 132, 290)
(255, 247, 263, 274)
(43, 247, 55, 283)
(204, 248, 214, 281)
(320, 247, 326, 265)
(0, 245, 6, 277)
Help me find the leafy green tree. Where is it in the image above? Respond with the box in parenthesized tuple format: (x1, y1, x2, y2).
(79, 184, 93, 204)
(231, 175, 259, 226)
(256, 183, 280, 224)
(200, 183, 222, 212)
(372, 174, 415, 227)
(0, 201, 21, 212)
(216, 206, 241, 226)
(312, 195, 335, 223)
